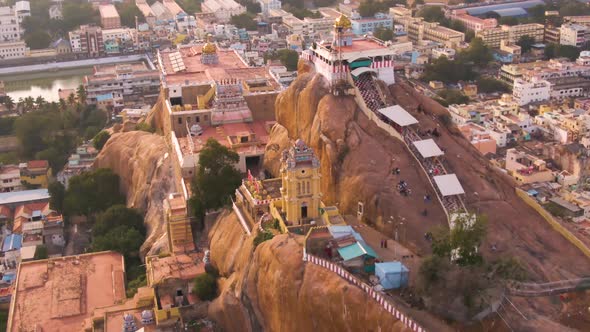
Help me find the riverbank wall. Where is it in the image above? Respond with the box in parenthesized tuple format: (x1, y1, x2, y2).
(0, 54, 154, 77)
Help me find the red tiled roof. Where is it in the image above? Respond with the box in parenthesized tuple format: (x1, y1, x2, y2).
(26, 160, 49, 169)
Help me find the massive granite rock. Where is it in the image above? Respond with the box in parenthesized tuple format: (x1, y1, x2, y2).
(94, 131, 177, 256)
(207, 211, 443, 332)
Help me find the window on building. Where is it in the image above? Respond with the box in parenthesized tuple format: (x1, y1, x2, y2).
(178, 117, 182, 124)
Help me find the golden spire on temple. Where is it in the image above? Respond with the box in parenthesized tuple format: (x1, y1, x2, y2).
(202, 34, 217, 54)
(334, 13, 352, 30)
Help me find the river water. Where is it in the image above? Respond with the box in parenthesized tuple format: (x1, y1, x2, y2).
(1, 67, 94, 102)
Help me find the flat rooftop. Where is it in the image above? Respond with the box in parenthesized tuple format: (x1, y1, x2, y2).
(178, 120, 272, 156)
(8, 252, 126, 332)
(99, 4, 119, 18)
(148, 252, 204, 286)
(318, 38, 389, 54)
(160, 45, 281, 89)
(0, 189, 49, 205)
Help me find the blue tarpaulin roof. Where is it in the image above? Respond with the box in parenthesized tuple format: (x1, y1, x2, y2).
(492, 8, 528, 17)
(375, 261, 409, 289)
(465, 0, 544, 16)
(1, 272, 16, 283)
(337, 241, 378, 260)
(2, 234, 22, 252)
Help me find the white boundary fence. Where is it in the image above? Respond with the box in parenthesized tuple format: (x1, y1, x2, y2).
(303, 252, 426, 332)
(232, 200, 252, 236)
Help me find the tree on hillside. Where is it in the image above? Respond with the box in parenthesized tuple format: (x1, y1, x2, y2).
(417, 6, 446, 23)
(459, 37, 492, 67)
(267, 49, 299, 71)
(116, 2, 144, 28)
(374, 27, 394, 41)
(3, 96, 14, 112)
(63, 168, 125, 217)
(25, 30, 51, 50)
(93, 131, 111, 150)
(76, 85, 87, 105)
(431, 213, 487, 266)
(517, 35, 535, 53)
(193, 272, 218, 301)
(422, 56, 477, 84)
(93, 205, 145, 237)
(0, 117, 15, 136)
(92, 225, 144, 258)
(189, 138, 241, 228)
(437, 89, 470, 106)
(545, 43, 580, 61)
(62, 1, 99, 31)
(477, 77, 510, 93)
(230, 13, 258, 31)
(48, 181, 66, 213)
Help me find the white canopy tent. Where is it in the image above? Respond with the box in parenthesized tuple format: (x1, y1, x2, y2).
(351, 67, 377, 77)
(413, 139, 444, 158)
(377, 105, 418, 127)
(433, 174, 465, 196)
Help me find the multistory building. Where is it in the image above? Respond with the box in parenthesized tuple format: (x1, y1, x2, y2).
(258, 0, 281, 16)
(513, 77, 550, 106)
(0, 40, 27, 59)
(560, 23, 588, 47)
(85, 62, 160, 111)
(476, 23, 543, 48)
(69, 25, 104, 57)
(448, 12, 497, 32)
(99, 4, 120, 29)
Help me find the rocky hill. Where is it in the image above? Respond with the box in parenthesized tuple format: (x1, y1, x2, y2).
(265, 61, 447, 254)
(94, 130, 178, 256)
(207, 211, 448, 332)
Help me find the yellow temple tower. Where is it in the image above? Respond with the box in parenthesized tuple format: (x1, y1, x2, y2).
(279, 139, 322, 225)
(164, 193, 194, 253)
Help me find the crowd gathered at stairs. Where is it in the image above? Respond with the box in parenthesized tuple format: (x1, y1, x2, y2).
(353, 73, 466, 216)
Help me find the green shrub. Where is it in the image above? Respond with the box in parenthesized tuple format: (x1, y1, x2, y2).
(135, 122, 155, 133)
(193, 273, 218, 301)
(253, 231, 274, 249)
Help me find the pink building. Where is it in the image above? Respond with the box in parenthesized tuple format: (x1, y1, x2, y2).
(449, 11, 497, 32)
(458, 123, 497, 155)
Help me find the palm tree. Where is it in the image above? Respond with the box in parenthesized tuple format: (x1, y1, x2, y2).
(23, 96, 35, 113)
(67, 93, 76, 106)
(3, 95, 14, 112)
(17, 97, 24, 114)
(58, 98, 67, 112)
(76, 85, 87, 105)
(35, 96, 46, 109)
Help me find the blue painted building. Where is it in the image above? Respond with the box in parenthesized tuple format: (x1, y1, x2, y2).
(351, 13, 393, 35)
